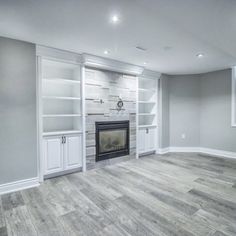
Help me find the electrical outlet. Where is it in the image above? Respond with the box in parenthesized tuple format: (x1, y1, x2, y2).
(181, 133, 186, 139)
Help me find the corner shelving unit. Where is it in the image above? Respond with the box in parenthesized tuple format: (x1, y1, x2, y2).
(41, 59, 82, 136)
(138, 73, 158, 156)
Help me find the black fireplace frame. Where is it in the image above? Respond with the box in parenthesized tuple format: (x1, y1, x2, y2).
(95, 120, 130, 162)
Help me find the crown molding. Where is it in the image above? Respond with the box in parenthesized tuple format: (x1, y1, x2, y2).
(82, 54, 144, 75)
(141, 69, 161, 79)
(36, 45, 82, 64)
(36, 46, 163, 76)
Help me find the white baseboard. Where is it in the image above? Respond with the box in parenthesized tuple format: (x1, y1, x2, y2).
(158, 147, 236, 159)
(199, 148, 236, 159)
(0, 177, 40, 195)
(169, 147, 200, 153)
(158, 147, 170, 154)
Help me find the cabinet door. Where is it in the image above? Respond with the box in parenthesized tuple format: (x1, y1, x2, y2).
(146, 128, 156, 152)
(64, 135, 82, 170)
(138, 129, 146, 154)
(43, 137, 63, 175)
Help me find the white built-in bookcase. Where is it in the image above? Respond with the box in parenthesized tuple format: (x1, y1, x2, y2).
(37, 46, 85, 180)
(137, 73, 159, 155)
(42, 59, 82, 135)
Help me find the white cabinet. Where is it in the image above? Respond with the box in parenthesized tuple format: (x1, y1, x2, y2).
(43, 134, 82, 175)
(146, 127, 156, 151)
(138, 127, 156, 154)
(138, 129, 146, 153)
(43, 137, 63, 174)
(64, 135, 82, 170)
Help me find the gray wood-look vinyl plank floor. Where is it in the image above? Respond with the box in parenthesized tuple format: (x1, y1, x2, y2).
(0, 153, 236, 236)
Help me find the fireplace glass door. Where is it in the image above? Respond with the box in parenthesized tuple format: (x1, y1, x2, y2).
(96, 121, 129, 161)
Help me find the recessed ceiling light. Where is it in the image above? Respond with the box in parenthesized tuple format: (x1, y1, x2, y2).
(143, 62, 147, 65)
(104, 50, 109, 55)
(111, 15, 119, 23)
(196, 53, 204, 58)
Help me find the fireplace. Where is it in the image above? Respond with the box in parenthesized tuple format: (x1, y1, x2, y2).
(96, 121, 129, 162)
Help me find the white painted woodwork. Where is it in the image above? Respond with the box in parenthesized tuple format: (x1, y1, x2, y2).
(137, 69, 160, 156)
(146, 127, 156, 151)
(41, 57, 82, 135)
(138, 129, 146, 153)
(64, 135, 82, 170)
(37, 47, 85, 177)
(82, 54, 143, 75)
(138, 128, 156, 154)
(43, 137, 63, 174)
(43, 134, 82, 175)
(232, 67, 236, 127)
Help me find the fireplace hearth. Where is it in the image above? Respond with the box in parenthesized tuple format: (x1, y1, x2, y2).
(96, 121, 129, 162)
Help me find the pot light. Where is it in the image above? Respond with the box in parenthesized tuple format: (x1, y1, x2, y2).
(143, 62, 147, 65)
(111, 15, 119, 23)
(196, 53, 204, 58)
(104, 50, 109, 55)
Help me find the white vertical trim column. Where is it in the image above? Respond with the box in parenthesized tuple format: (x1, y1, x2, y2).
(37, 56, 44, 182)
(232, 67, 236, 127)
(157, 77, 164, 154)
(136, 76, 139, 159)
(155, 78, 160, 154)
(81, 65, 87, 171)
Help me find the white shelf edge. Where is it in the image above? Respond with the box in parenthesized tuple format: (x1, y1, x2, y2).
(139, 88, 156, 92)
(138, 125, 157, 128)
(139, 113, 156, 116)
(43, 114, 82, 118)
(43, 130, 83, 136)
(138, 101, 156, 104)
(42, 96, 81, 100)
(43, 78, 81, 85)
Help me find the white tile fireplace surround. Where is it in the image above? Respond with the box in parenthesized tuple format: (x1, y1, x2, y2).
(85, 68, 137, 169)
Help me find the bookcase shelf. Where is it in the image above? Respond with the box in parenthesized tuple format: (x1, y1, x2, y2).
(43, 130, 83, 136)
(43, 114, 82, 118)
(138, 125, 157, 129)
(139, 113, 156, 116)
(43, 96, 81, 100)
(43, 78, 81, 85)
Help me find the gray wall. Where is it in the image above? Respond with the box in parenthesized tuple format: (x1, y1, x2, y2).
(169, 75, 200, 147)
(200, 69, 236, 152)
(161, 69, 236, 152)
(0, 37, 37, 185)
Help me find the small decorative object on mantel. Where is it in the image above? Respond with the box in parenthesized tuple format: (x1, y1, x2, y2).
(117, 96, 124, 111)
